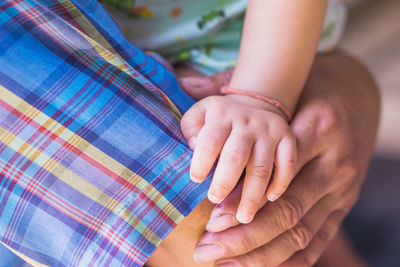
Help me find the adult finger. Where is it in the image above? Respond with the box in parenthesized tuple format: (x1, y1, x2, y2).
(291, 101, 329, 172)
(237, 139, 275, 223)
(190, 118, 231, 183)
(178, 68, 234, 100)
(207, 111, 325, 212)
(210, 67, 235, 89)
(179, 76, 221, 100)
(206, 177, 269, 232)
(180, 102, 206, 150)
(205, 112, 329, 233)
(279, 210, 346, 267)
(208, 128, 253, 204)
(207, 104, 329, 224)
(195, 158, 330, 261)
(214, 195, 336, 267)
(206, 180, 244, 232)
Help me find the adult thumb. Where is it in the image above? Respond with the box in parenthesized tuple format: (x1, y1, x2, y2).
(179, 68, 235, 100)
(179, 76, 220, 100)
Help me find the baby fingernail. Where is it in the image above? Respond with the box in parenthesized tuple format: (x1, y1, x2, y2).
(206, 213, 235, 232)
(236, 212, 253, 224)
(268, 193, 279, 202)
(188, 137, 196, 150)
(194, 244, 224, 263)
(180, 77, 208, 88)
(208, 193, 221, 204)
(190, 175, 201, 183)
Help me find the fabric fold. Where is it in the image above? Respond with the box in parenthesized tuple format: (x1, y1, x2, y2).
(0, 0, 209, 266)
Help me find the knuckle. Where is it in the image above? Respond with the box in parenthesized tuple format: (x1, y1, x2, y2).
(258, 122, 270, 132)
(241, 197, 261, 211)
(275, 195, 305, 229)
(315, 228, 331, 244)
(211, 182, 231, 198)
(337, 153, 358, 179)
(227, 148, 246, 166)
(180, 113, 189, 128)
(201, 134, 221, 150)
(290, 222, 313, 250)
(250, 165, 271, 180)
(314, 102, 342, 136)
(235, 116, 250, 126)
(236, 228, 259, 253)
(180, 111, 197, 129)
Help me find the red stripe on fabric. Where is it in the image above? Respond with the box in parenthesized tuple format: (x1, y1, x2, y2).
(1, 97, 176, 261)
(0, 99, 153, 205)
(48, 2, 87, 34)
(76, 139, 180, 265)
(14, 1, 183, 143)
(0, 160, 147, 263)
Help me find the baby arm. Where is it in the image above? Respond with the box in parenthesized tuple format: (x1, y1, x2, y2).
(181, 0, 327, 224)
(230, 0, 327, 112)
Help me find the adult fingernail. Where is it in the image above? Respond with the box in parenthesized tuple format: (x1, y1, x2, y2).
(194, 244, 224, 263)
(188, 137, 196, 150)
(209, 203, 224, 219)
(268, 193, 279, 202)
(180, 77, 209, 88)
(236, 212, 253, 224)
(206, 213, 235, 232)
(216, 262, 240, 267)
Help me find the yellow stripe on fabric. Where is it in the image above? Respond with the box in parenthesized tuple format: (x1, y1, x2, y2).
(0, 125, 164, 247)
(0, 86, 185, 244)
(59, 1, 130, 73)
(0, 242, 50, 267)
(57, 0, 183, 119)
(56, 0, 122, 56)
(0, 126, 119, 209)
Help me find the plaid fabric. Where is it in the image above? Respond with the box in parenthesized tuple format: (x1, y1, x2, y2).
(0, 0, 211, 266)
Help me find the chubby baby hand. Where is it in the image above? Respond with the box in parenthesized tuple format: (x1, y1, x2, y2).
(181, 94, 297, 224)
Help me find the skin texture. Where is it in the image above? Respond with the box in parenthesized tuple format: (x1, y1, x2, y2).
(181, 92, 297, 224)
(194, 52, 380, 266)
(181, 0, 328, 224)
(230, 0, 327, 111)
(316, 230, 368, 267)
(147, 51, 380, 266)
(147, 199, 215, 267)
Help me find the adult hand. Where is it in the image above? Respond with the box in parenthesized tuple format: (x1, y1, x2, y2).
(179, 52, 380, 266)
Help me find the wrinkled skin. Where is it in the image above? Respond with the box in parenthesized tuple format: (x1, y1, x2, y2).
(177, 52, 380, 266)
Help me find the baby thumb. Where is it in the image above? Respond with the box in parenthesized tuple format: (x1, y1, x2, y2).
(180, 103, 206, 150)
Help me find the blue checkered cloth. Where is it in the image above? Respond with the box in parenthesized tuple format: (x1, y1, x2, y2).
(0, 0, 211, 265)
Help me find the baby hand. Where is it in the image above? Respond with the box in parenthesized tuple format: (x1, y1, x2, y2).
(181, 94, 297, 224)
